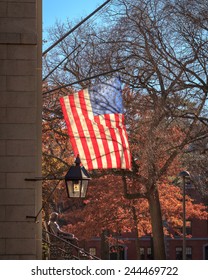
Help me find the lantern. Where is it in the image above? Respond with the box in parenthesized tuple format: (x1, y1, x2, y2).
(65, 155, 91, 198)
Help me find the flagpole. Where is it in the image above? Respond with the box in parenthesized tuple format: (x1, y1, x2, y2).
(42, 67, 125, 96)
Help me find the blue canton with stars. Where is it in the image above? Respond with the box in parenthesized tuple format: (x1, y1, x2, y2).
(89, 77, 123, 116)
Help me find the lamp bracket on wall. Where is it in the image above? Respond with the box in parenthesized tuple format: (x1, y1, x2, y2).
(25, 177, 62, 222)
(24, 177, 64, 181)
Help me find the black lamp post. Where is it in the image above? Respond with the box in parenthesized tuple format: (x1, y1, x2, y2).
(65, 155, 91, 198)
(178, 170, 190, 260)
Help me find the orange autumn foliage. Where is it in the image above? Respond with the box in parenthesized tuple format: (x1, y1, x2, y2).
(61, 176, 207, 240)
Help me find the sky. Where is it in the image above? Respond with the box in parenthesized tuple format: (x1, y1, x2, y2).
(43, 0, 105, 31)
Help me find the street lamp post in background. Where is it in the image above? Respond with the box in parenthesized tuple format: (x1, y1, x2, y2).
(178, 170, 190, 260)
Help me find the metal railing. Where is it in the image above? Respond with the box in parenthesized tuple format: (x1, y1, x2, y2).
(42, 229, 100, 260)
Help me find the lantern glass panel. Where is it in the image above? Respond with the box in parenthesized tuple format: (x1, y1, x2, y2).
(80, 180, 88, 197)
(66, 180, 81, 198)
(66, 180, 89, 198)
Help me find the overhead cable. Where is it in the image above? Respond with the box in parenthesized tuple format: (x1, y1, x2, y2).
(42, 45, 81, 81)
(42, 0, 112, 56)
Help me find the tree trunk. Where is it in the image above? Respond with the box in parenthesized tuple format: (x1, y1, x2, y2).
(132, 206, 141, 260)
(100, 230, 110, 260)
(148, 188, 166, 259)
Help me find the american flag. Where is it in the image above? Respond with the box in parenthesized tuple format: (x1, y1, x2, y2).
(60, 78, 131, 170)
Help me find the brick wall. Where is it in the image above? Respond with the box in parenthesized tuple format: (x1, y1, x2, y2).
(0, 0, 42, 259)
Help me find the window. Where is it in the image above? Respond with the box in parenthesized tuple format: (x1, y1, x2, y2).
(175, 247, 192, 259)
(89, 247, 96, 256)
(140, 248, 145, 260)
(186, 247, 192, 260)
(176, 247, 182, 260)
(147, 247, 153, 260)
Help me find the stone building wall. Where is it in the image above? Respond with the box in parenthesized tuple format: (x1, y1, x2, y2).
(0, 0, 42, 259)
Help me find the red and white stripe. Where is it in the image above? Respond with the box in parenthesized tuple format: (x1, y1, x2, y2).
(60, 89, 131, 170)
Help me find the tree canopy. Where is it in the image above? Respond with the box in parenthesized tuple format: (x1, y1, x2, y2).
(42, 0, 208, 259)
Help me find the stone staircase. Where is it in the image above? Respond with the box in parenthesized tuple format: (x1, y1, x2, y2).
(42, 229, 99, 260)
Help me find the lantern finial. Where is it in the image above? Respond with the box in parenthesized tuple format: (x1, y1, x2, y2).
(75, 154, 81, 166)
